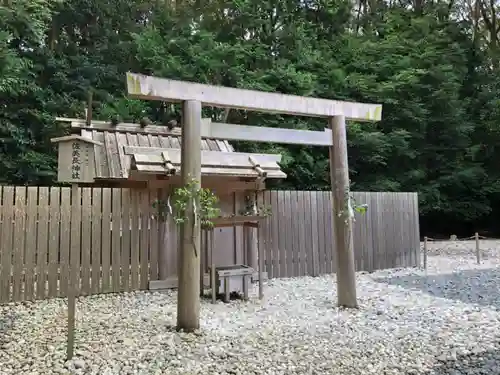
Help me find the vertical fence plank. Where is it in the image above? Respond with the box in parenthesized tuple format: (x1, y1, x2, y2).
(322, 192, 332, 274)
(130, 190, 140, 290)
(59, 188, 71, 296)
(296, 191, 306, 276)
(91, 188, 102, 294)
(325, 192, 334, 273)
(257, 191, 265, 276)
(12, 187, 27, 301)
(364, 193, 375, 272)
(281, 191, 291, 278)
(316, 191, 326, 275)
(24, 187, 38, 301)
(401, 193, 411, 267)
(275, 191, 285, 278)
(121, 189, 131, 292)
(264, 191, 272, 278)
(70, 187, 81, 296)
(413, 193, 421, 267)
(289, 191, 300, 277)
(111, 188, 122, 292)
(310, 191, 320, 277)
(268, 191, 277, 278)
(393, 193, 404, 268)
(352, 192, 365, 271)
(0, 187, 14, 302)
(303, 191, 314, 276)
(48, 188, 61, 298)
(36, 187, 49, 300)
(139, 190, 148, 285)
(81, 188, 92, 295)
(147, 189, 159, 286)
(101, 188, 112, 293)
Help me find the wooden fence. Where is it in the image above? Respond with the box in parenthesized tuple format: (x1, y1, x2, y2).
(0, 187, 419, 303)
(258, 191, 420, 279)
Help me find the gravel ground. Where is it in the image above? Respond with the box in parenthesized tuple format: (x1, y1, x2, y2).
(2, 241, 500, 375)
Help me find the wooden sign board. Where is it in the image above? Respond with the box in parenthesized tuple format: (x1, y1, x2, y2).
(51, 135, 102, 183)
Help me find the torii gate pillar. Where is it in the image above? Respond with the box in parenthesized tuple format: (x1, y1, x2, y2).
(177, 100, 202, 331)
(329, 115, 357, 308)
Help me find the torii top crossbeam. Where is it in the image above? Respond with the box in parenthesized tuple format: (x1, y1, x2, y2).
(126, 73, 382, 122)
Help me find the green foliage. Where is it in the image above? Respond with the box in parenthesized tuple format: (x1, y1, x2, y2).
(2, 0, 500, 234)
(153, 179, 221, 229)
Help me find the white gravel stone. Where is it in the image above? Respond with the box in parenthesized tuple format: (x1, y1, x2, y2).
(2, 241, 500, 374)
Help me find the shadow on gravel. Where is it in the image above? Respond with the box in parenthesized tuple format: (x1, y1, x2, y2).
(0, 310, 20, 345)
(373, 267, 500, 309)
(419, 348, 500, 375)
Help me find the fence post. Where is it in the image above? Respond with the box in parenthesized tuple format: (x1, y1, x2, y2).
(475, 232, 480, 264)
(423, 236, 428, 269)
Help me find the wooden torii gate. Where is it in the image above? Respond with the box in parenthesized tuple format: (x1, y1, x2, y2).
(126, 72, 383, 331)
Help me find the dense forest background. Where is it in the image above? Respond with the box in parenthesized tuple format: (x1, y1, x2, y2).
(2, 0, 500, 236)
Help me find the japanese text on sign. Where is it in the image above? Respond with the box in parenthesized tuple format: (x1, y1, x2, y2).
(71, 142, 81, 179)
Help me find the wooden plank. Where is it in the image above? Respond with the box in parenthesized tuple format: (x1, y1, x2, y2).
(48, 188, 61, 297)
(147, 189, 159, 289)
(263, 191, 272, 278)
(365, 192, 375, 272)
(72, 118, 335, 147)
(256, 192, 266, 277)
(12, 187, 27, 301)
(137, 133, 150, 147)
(111, 188, 122, 292)
(353, 192, 367, 271)
(70, 185, 81, 296)
(269, 191, 280, 278)
(371, 193, 382, 271)
(126, 72, 383, 121)
(91, 188, 102, 294)
(295, 191, 306, 276)
(324, 192, 334, 273)
(121, 189, 131, 292)
(67, 184, 79, 361)
(0, 187, 14, 302)
(206, 122, 333, 146)
(101, 188, 112, 292)
(69, 118, 198, 136)
(50, 134, 102, 145)
(105, 132, 122, 178)
(277, 191, 287, 278)
(81, 188, 92, 295)
(282, 191, 292, 277)
(304, 191, 315, 276)
(93, 130, 110, 178)
(134, 164, 286, 179)
(399, 193, 407, 266)
(157, 189, 170, 280)
(316, 191, 326, 275)
(116, 132, 129, 178)
(82, 129, 102, 177)
(126, 147, 282, 168)
(390, 193, 400, 268)
(129, 190, 140, 289)
(310, 191, 320, 276)
(36, 187, 49, 300)
(289, 191, 300, 277)
(413, 193, 421, 267)
(24, 187, 37, 301)
(139, 189, 149, 289)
